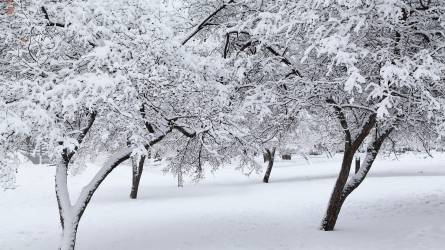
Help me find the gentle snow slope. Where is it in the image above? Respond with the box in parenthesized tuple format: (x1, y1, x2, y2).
(1, 153, 445, 250)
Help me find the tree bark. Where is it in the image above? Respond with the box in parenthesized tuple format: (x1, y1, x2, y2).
(320, 149, 355, 231)
(130, 155, 146, 199)
(263, 147, 276, 183)
(355, 157, 360, 174)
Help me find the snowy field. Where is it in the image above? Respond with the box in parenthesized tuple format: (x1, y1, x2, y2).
(1, 153, 445, 250)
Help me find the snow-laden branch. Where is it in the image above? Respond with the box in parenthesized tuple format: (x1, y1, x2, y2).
(72, 147, 133, 219)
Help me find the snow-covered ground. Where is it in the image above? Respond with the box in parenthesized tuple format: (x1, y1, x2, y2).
(1, 153, 445, 250)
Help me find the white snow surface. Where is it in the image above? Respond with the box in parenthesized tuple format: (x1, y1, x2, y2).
(1, 153, 445, 250)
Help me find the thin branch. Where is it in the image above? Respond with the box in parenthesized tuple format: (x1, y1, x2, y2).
(223, 32, 231, 58)
(340, 104, 376, 113)
(266, 46, 302, 77)
(181, 2, 234, 45)
(41, 6, 67, 28)
(77, 111, 97, 145)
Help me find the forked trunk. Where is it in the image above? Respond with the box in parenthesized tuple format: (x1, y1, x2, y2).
(55, 148, 134, 250)
(320, 128, 392, 231)
(263, 147, 276, 183)
(319, 106, 377, 231)
(130, 155, 146, 199)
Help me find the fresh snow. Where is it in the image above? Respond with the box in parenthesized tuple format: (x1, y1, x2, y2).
(1, 153, 445, 250)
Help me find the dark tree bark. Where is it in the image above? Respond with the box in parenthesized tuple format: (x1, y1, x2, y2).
(320, 148, 356, 231)
(320, 119, 392, 231)
(355, 157, 360, 174)
(130, 155, 146, 199)
(321, 100, 378, 231)
(341, 128, 393, 199)
(263, 147, 276, 183)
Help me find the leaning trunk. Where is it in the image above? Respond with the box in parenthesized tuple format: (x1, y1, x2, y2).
(130, 155, 146, 199)
(263, 147, 276, 183)
(55, 148, 134, 250)
(320, 109, 377, 231)
(320, 128, 392, 231)
(320, 149, 355, 230)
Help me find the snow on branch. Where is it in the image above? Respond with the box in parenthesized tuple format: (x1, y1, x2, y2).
(181, 1, 235, 45)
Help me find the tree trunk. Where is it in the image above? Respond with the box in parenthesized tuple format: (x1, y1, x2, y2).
(55, 147, 134, 250)
(320, 149, 355, 230)
(263, 147, 276, 183)
(53, 119, 180, 249)
(55, 157, 79, 250)
(59, 217, 80, 250)
(178, 168, 184, 188)
(54, 112, 97, 250)
(55, 157, 71, 230)
(320, 127, 392, 231)
(55, 155, 83, 250)
(130, 155, 146, 199)
(319, 105, 377, 231)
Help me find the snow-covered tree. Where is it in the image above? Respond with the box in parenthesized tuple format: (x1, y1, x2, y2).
(2, 1, 445, 248)
(179, 0, 445, 230)
(286, 0, 445, 231)
(1, 1, 246, 249)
